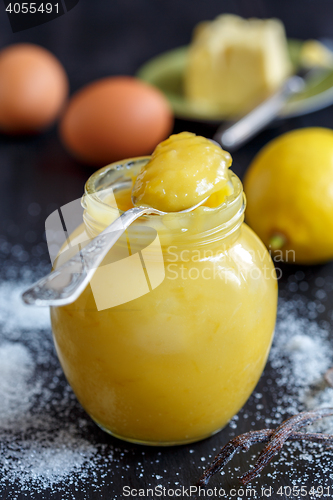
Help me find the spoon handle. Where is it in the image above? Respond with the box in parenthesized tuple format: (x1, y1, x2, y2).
(21, 206, 150, 307)
(214, 75, 305, 151)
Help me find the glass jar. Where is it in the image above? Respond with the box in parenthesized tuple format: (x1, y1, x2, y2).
(50, 157, 278, 446)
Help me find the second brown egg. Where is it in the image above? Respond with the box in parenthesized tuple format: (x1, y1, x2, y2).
(59, 76, 174, 165)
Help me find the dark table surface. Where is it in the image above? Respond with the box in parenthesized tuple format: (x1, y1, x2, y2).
(1, 1, 333, 499)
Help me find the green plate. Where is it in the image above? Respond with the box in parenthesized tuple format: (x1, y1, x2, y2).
(137, 40, 333, 123)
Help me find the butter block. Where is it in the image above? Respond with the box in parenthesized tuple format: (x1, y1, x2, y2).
(184, 15, 292, 117)
(300, 39, 333, 69)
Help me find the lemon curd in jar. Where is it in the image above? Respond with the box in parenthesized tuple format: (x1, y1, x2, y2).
(50, 136, 277, 446)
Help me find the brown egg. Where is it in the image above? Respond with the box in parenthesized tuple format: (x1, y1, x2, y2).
(0, 43, 68, 134)
(59, 76, 174, 165)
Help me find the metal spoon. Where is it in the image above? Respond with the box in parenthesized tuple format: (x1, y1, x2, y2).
(21, 195, 209, 307)
(214, 75, 305, 151)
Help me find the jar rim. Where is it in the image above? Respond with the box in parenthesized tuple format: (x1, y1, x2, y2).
(83, 157, 246, 244)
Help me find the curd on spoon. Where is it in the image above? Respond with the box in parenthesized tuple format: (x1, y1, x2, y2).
(131, 131, 232, 212)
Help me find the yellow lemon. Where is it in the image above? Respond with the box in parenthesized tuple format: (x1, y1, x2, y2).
(244, 127, 333, 264)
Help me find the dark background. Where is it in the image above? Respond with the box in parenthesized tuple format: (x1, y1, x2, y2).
(1, 1, 333, 499)
(1, 0, 333, 254)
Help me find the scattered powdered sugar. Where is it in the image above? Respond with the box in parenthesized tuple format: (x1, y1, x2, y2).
(0, 342, 36, 424)
(226, 296, 333, 432)
(0, 279, 114, 498)
(1, 269, 333, 497)
(269, 300, 333, 417)
(1, 425, 99, 491)
(215, 292, 333, 493)
(0, 280, 50, 334)
(265, 298, 333, 465)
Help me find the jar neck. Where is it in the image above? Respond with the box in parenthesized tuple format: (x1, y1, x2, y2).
(82, 157, 246, 249)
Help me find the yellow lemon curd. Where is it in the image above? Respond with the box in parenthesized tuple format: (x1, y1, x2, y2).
(50, 132, 278, 445)
(132, 132, 232, 211)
